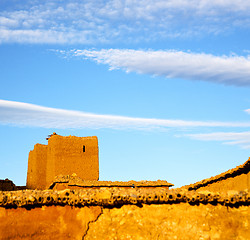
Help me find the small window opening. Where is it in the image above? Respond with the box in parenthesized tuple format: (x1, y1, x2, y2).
(83, 145, 86, 152)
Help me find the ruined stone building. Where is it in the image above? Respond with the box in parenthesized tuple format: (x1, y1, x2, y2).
(26, 134, 99, 190)
(1, 134, 250, 240)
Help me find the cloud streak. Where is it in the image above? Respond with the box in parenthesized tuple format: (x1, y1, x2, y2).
(68, 49, 250, 86)
(1, 0, 250, 44)
(186, 131, 250, 149)
(244, 109, 250, 114)
(1, 99, 250, 130)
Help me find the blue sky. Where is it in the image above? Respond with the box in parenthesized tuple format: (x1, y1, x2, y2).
(1, 0, 250, 187)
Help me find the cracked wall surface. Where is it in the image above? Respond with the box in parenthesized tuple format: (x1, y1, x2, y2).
(0, 203, 249, 240)
(0, 188, 250, 239)
(0, 205, 101, 240)
(0, 187, 250, 239)
(85, 204, 250, 240)
(87, 204, 250, 240)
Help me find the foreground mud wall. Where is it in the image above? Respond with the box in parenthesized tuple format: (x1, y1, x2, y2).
(0, 206, 101, 240)
(0, 202, 249, 240)
(85, 204, 250, 240)
(0, 188, 250, 239)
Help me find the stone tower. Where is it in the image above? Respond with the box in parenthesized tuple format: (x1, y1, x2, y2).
(26, 135, 99, 189)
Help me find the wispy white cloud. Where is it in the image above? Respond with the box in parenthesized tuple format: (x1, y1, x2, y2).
(186, 131, 250, 149)
(0, 29, 94, 44)
(1, 0, 250, 44)
(2, 99, 250, 149)
(1, 99, 250, 130)
(68, 49, 250, 86)
(244, 109, 250, 114)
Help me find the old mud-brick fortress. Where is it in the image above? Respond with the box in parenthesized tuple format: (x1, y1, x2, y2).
(0, 134, 250, 239)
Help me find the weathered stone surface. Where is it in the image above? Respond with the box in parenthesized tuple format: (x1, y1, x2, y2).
(0, 205, 102, 240)
(85, 204, 250, 240)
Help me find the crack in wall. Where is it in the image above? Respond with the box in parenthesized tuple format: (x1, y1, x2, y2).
(82, 207, 103, 240)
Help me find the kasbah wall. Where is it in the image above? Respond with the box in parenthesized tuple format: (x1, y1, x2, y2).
(1, 134, 250, 240)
